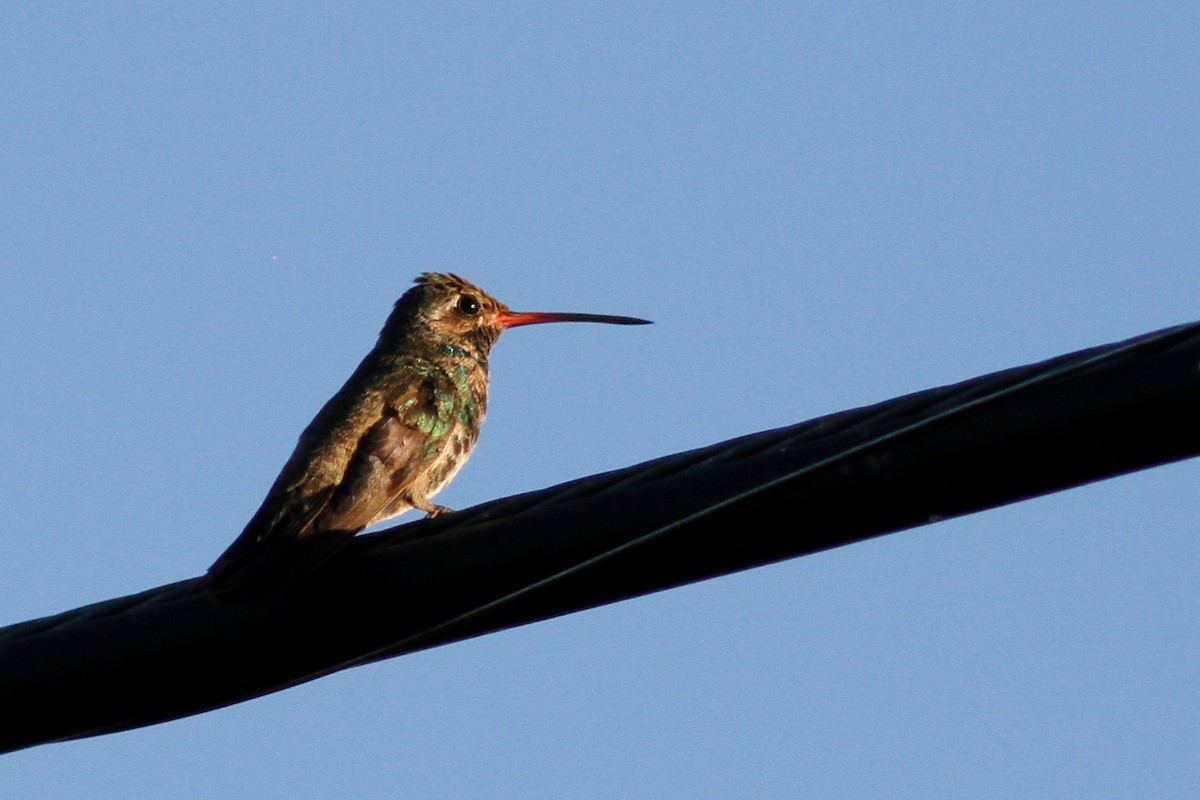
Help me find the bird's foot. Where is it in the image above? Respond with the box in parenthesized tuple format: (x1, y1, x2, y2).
(423, 504, 453, 518)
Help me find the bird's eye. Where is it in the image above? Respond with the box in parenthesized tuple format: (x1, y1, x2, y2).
(456, 295, 482, 316)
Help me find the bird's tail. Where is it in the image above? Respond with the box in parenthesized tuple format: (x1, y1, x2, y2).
(205, 529, 355, 602)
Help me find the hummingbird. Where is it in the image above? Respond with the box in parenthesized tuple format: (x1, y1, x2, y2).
(207, 272, 650, 596)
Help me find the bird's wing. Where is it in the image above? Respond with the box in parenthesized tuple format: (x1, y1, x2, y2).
(207, 374, 458, 598)
(318, 403, 440, 530)
(322, 369, 466, 529)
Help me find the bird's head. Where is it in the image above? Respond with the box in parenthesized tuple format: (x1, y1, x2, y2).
(382, 272, 650, 359)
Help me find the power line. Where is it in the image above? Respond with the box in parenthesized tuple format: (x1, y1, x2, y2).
(2, 320, 1199, 753)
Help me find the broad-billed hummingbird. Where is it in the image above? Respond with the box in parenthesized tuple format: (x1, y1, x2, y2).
(207, 272, 650, 596)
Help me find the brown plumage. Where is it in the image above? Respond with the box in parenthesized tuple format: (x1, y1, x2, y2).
(207, 273, 649, 597)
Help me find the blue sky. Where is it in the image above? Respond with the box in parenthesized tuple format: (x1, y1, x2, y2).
(1, 3, 1197, 797)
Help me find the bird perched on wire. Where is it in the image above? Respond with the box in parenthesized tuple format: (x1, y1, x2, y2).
(207, 272, 650, 597)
